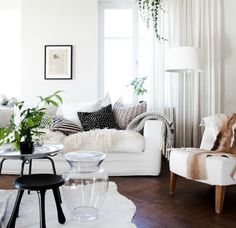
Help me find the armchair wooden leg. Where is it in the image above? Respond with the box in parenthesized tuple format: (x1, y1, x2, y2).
(215, 185, 226, 214)
(169, 171, 177, 195)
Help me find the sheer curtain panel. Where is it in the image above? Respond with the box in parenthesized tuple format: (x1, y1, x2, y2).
(167, 0, 222, 147)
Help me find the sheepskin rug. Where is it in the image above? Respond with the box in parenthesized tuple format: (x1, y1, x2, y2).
(42, 129, 144, 153)
(0, 182, 136, 228)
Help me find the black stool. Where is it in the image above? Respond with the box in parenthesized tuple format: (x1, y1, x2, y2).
(7, 174, 66, 228)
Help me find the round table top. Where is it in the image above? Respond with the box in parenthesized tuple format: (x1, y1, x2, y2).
(0, 143, 64, 160)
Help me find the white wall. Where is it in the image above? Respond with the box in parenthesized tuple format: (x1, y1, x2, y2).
(21, 0, 98, 104)
(20, 0, 236, 110)
(223, 0, 236, 112)
(0, 0, 21, 98)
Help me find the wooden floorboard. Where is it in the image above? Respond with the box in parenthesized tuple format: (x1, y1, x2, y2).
(1, 159, 236, 228)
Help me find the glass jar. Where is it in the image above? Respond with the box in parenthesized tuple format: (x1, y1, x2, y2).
(62, 151, 109, 222)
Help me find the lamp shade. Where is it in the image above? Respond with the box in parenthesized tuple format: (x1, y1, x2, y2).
(165, 47, 202, 73)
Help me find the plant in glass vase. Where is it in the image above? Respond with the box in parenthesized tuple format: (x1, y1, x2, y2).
(0, 91, 63, 154)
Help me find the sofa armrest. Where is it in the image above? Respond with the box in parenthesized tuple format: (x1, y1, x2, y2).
(143, 120, 163, 175)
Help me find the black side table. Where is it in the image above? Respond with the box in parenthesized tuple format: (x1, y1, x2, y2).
(7, 174, 66, 228)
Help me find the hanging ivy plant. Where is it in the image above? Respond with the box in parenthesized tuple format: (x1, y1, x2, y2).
(136, 0, 167, 41)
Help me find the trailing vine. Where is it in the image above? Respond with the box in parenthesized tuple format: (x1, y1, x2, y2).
(136, 0, 167, 41)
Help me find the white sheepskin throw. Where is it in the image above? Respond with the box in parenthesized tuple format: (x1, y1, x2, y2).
(42, 129, 144, 153)
(63, 129, 144, 153)
(41, 129, 66, 144)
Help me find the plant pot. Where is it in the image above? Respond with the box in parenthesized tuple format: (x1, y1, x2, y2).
(20, 141, 34, 154)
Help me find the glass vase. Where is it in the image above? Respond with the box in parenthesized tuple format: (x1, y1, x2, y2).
(62, 151, 109, 222)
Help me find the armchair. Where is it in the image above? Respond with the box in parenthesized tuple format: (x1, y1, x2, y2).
(169, 113, 236, 213)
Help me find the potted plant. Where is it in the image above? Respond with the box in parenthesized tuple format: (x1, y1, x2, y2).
(128, 76, 148, 103)
(0, 91, 63, 154)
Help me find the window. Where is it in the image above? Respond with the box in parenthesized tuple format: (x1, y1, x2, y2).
(0, 1, 21, 97)
(98, 0, 152, 102)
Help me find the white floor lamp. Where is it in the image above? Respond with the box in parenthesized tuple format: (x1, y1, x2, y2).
(165, 46, 203, 146)
(165, 46, 202, 73)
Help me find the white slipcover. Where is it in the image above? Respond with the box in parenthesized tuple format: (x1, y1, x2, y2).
(0, 120, 163, 176)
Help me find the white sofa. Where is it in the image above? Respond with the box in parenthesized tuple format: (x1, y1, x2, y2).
(0, 120, 164, 176)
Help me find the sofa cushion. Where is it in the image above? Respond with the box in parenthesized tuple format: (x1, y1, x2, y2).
(14, 103, 58, 126)
(0, 106, 14, 127)
(60, 94, 111, 128)
(77, 104, 117, 131)
(41, 115, 82, 135)
(112, 101, 147, 130)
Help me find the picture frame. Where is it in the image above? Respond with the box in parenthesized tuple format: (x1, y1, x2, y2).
(44, 45, 73, 80)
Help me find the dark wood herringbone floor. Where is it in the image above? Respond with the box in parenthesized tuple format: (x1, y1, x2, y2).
(1, 159, 236, 228)
(111, 159, 236, 228)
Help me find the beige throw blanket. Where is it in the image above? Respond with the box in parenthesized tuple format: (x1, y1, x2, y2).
(186, 113, 236, 180)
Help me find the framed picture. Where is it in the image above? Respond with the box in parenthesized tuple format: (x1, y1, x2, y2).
(44, 45, 73, 80)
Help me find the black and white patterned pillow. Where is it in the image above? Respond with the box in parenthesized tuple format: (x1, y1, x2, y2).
(41, 115, 82, 135)
(77, 104, 117, 131)
(112, 101, 147, 130)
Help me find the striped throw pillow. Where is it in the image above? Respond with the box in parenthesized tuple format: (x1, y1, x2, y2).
(41, 115, 82, 135)
(112, 102, 147, 130)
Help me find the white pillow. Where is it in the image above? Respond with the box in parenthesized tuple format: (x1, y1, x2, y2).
(0, 107, 14, 127)
(43, 105, 58, 116)
(13, 103, 58, 126)
(61, 94, 111, 127)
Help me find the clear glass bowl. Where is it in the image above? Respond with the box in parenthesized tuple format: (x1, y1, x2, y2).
(62, 151, 109, 222)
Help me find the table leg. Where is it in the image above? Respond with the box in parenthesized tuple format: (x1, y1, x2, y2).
(29, 159, 32, 175)
(28, 160, 32, 194)
(20, 160, 27, 176)
(0, 158, 6, 175)
(44, 157, 57, 174)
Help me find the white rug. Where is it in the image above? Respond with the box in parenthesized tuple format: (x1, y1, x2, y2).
(0, 182, 136, 228)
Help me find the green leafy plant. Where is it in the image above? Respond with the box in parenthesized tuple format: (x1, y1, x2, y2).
(128, 76, 147, 96)
(0, 91, 63, 150)
(136, 0, 167, 41)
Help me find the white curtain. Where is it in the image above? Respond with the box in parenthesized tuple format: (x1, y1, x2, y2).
(148, 0, 222, 147)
